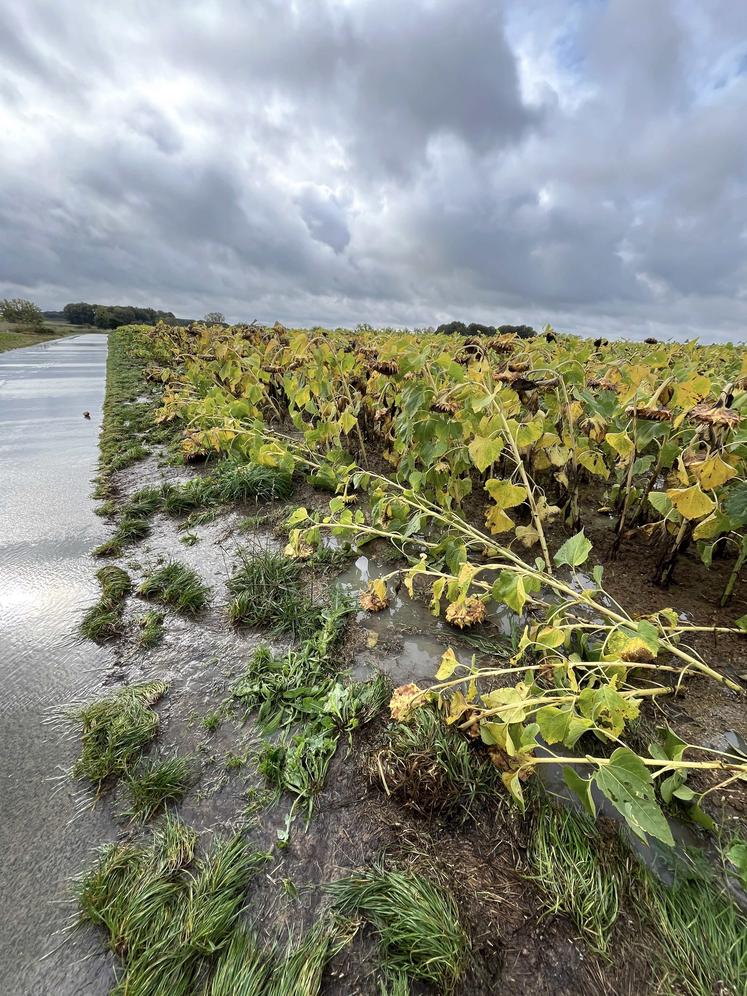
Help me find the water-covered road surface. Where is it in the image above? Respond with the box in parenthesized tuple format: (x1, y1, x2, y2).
(0, 335, 115, 994)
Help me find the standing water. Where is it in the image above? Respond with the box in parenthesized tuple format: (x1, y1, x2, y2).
(0, 335, 115, 994)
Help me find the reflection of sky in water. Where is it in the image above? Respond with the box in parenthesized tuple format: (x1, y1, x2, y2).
(0, 335, 115, 994)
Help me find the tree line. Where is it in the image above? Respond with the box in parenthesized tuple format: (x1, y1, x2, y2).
(62, 302, 195, 328)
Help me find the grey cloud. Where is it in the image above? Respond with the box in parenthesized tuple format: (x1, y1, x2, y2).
(0, 0, 745, 342)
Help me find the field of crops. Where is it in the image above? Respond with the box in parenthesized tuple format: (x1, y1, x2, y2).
(67, 321, 747, 994)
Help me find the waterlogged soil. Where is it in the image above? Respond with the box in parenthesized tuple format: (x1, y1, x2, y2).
(7, 346, 746, 993)
(50, 428, 741, 995)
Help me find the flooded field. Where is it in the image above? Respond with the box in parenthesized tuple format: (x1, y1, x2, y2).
(0, 335, 115, 994)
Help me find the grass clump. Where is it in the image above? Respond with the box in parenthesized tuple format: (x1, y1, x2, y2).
(76, 820, 271, 994)
(635, 865, 747, 996)
(227, 550, 321, 639)
(80, 566, 132, 642)
(138, 609, 165, 648)
(328, 866, 469, 993)
(208, 919, 354, 996)
(71, 681, 168, 788)
(93, 514, 151, 557)
(528, 804, 621, 954)
(162, 477, 215, 516)
(123, 486, 164, 519)
(212, 460, 293, 504)
(124, 754, 194, 822)
(376, 704, 500, 824)
(139, 561, 211, 615)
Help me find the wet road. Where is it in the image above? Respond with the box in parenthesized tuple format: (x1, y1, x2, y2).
(0, 335, 115, 994)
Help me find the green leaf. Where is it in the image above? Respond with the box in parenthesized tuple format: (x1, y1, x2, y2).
(735, 614, 747, 632)
(468, 435, 503, 473)
(491, 571, 540, 614)
(726, 841, 747, 889)
(553, 530, 593, 569)
(648, 492, 674, 516)
(593, 748, 674, 846)
(286, 506, 310, 527)
(725, 482, 747, 526)
(578, 683, 640, 739)
(502, 769, 526, 810)
(563, 767, 596, 819)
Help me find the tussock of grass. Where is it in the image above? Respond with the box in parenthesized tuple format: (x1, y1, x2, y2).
(71, 681, 168, 787)
(528, 805, 621, 954)
(162, 477, 214, 516)
(328, 866, 469, 992)
(376, 704, 500, 824)
(76, 822, 271, 995)
(139, 561, 211, 615)
(124, 486, 164, 519)
(208, 919, 355, 996)
(138, 609, 165, 648)
(125, 754, 194, 822)
(227, 551, 318, 637)
(212, 461, 293, 504)
(635, 865, 747, 996)
(80, 566, 132, 642)
(233, 596, 386, 834)
(80, 603, 124, 642)
(94, 514, 151, 557)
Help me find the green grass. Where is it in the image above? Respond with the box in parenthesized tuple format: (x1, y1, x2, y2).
(211, 460, 293, 504)
(138, 609, 165, 648)
(76, 823, 271, 995)
(139, 561, 211, 615)
(376, 704, 500, 824)
(124, 486, 165, 518)
(162, 477, 215, 516)
(93, 514, 151, 557)
(71, 681, 168, 787)
(124, 755, 194, 821)
(0, 325, 80, 353)
(208, 918, 354, 996)
(95, 329, 172, 497)
(528, 804, 622, 954)
(327, 866, 469, 992)
(227, 550, 319, 638)
(80, 566, 132, 642)
(635, 864, 747, 996)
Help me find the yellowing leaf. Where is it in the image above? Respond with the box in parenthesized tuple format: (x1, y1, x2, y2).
(436, 647, 461, 680)
(515, 524, 540, 547)
(485, 478, 527, 508)
(605, 431, 635, 461)
(485, 505, 514, 534)
(692, 454, 737, 490)
(578, 450, 609, 478)
(666, 484, 715, 521)
(468, 435, 503, 473)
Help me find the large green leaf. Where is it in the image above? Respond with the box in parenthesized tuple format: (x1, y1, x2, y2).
(553, 530, 593, 569)
(593, 748, 674, 846)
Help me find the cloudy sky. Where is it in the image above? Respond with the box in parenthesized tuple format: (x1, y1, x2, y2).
(1, 0, 746, 340)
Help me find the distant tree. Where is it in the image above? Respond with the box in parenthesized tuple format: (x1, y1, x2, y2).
(63, 302, 96, 325)
(203, 311, 225, 324)
(0, 297, 44, 324)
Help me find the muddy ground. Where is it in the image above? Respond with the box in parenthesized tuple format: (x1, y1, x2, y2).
(62, 430, 747, 996)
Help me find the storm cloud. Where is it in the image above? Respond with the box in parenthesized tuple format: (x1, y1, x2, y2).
(1, 0, 746, 341)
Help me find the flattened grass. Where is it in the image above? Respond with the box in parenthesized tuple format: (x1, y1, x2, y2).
(125, 754, 194, 822)
(138, 609, 165, 648)
(528, 804, 621, 954)
(139, 561, 211, 615)
(328, 866, 469, 992)
(76, 821, 271, 995)
(71, 681, 168, 787)
(635, 865, 747, 996)
(80, 565, 132, 642)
